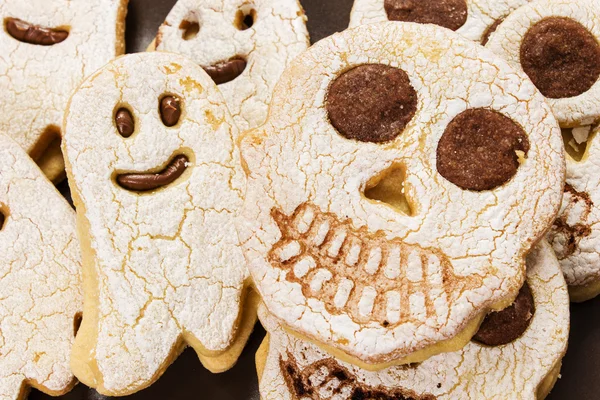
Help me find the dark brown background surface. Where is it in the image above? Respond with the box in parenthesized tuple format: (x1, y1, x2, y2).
(31, 0, 600, 399)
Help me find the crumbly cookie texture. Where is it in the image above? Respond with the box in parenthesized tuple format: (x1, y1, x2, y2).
(238, 22, 564, 366)
(0, 0, 128, 181)
(154, 0, 309, 131)
(485, 0, 600, 128)
(349, 0, 530, 43)
(548, 125, 600, 301)
(0, 134, 83, 400)
(63, 52, 253, 396)
(256, 241, 570, 400)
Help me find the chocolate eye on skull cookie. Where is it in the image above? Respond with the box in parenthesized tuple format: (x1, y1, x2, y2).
(0, 135, 83, 400)
(62, 52, 257, 396)
(152, 0, 310, 131)
(0, 0, 128, 183)
(256, 241, 569, 400)
(349, 0, 531, 44)
(237, 22, 564, 368)
(486, 0, 600, 302)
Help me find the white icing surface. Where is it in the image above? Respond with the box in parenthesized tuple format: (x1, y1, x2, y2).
(258, 241, 569, 400)
(156, 0, 309, 131)
(63, 52, 248, 394)
(0, 135, 82, 400)
(238, 22, 564, 364)
(0, 0, 127, 156)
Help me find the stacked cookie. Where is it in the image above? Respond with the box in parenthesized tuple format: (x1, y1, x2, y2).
(2, 0, 599, 399)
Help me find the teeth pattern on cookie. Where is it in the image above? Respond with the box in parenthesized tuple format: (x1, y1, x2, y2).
(0, 134, 83, 400)
(0, 0, 128, 181)
(238, 22, 564, 365)
(154, 0, 310, 131)
(256, 241, 570, 400)
(269, 204, 482, 326)
(63, 52, 252, 396)
(485, 0, 600, 128)
(349, 0, 530, 43)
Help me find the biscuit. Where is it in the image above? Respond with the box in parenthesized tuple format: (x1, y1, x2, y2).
(256, 241, 570, 400)
(0, 134, 83, 399)
(349, 0, 530, 43)
(62, 52, 256, 396)
(485, 0, 600, 128)
(238, 22, 564, 367)
(0, 0, 128, 182)
(152, 0, 310, 131)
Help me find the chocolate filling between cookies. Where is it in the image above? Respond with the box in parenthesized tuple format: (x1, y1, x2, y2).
(473, 282, 535, 346)
(520, 17, 600, 99)
(384, 0, 468, 31)
(5, 17, 69, 46)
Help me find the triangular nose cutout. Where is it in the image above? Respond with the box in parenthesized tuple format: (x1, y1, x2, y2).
(563, 126, 595, 162)
(365, 164, 414, 216)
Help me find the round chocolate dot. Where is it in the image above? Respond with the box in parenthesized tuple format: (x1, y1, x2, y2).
(384, 0, 468, 31)
(326, 64, 417, 143)
(437, 109, 529, 191)
(521, 17, 600, 99)
(473, 282, 535, 346)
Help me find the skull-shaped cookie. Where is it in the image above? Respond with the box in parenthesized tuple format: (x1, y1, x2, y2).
(256, 241, 569, 400)
(485, 0, 600, 301)
(63, 52, 255, 396)
(238, 22, 564, 366)
(349, 0, 530, 43)
(0, 0, 128, 182)
(153, 0, 310, 131)
(0, 134, 83, 400)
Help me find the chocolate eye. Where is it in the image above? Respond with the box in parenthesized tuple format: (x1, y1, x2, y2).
(235, 7, 256, 30)
(436, 108, 530, 191)
(179, 16, 200, 41)
(160, 95, 182, 127)
(115, 107, 135, 138)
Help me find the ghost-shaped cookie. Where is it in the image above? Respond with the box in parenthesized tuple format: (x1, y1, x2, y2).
(0, 0, 128, 182)
(153, 0, 310, 131)
(349, 0, 531, 44)
(256, 241, 569, 400)
(0, 134, 83, 400)
(62, 52, 256, 396)
(485, 0, 600, 301)
(237, 22, 564, 367)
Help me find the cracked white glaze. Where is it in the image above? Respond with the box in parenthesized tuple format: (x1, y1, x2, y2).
(257, 241, 569, 400)
(155, 0, 310, 131)
(349, 0, 530, 43)
(0, 134, 82, 400)
(238, 22, 564, 365)
(0, 0, 127, 158)
(63, 52, 249, 395)
(485, 0, 600, 128)
(548, 125, 600, 292)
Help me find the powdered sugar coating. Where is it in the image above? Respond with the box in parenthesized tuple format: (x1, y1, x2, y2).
(63, 52, 249, 395)
(0, 135, 83, 400)
(0, 0, 127, 161)
(155, 0, 309, 131)
(258, 241, 569, 400)
(238, 22, 564, 364)
(349, 0, 530, 43)
(485, 0, 600, 128)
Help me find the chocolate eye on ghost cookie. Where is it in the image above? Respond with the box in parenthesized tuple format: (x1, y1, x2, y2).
(349, 0, 531, 43)
(256, 241, 569, 400)
(0, 135, 83, 400)
(486, 0, 600, 302)
(62, 52, 258, 396)
(0, 0, 128, 183)
(237, 22, 564, 368)
(151, 0, 310, 131)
